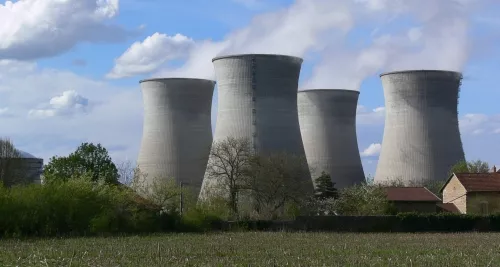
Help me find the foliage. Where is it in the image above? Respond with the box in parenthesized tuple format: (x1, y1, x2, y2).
(44, 142, 119, 184)
(2, 233, 500, 266)
(0, 137, 30, 187)
(203, 137, 253, 217)
(0, 176, 173, 237)
(450, 159, 490, 175)
(130, 168, 185, 214)
(244, 153, 313, 220)
(333, 183, 395, 215)
(313, 172, 338, 200)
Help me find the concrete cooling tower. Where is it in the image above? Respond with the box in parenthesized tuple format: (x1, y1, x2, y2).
(298, 89, 365, 189)
(199, 54, 313, 199)
(374, 70, 465, 185)
(137, 78, 215, 196)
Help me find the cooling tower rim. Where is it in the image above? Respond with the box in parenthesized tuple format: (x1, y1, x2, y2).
(380, 69, 462, 77)
(212, 53, 303, 63)
(298, 89, 359, 94)
(139, 78, 216, 84)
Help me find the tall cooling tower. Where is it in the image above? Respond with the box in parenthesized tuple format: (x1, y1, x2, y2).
(199, 54, 313, 198)
(137, 78, 215, 196)
(374, 70, 465, 185)
(298, 89, 365, 189)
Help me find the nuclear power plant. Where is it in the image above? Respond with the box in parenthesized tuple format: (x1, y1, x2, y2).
(136, 78, 215, 196)
(199, 54, 313, 199)
(298, 89, 365, 189)
(374, 70, 465, 185)
(132, 53, 468, 203)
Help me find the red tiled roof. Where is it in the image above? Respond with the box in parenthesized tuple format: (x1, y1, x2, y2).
(384, 187, 441, 202)
(454, 173, 500, 192)
(437, 203, 460, 213)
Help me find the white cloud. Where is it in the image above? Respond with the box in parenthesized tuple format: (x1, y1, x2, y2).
(107, 33, 195, 79)
(109, 0, 492, 91)
(356, 105, 385, 125)
(459, 113, 500, 135)
(0, 61, 143, 164)
(111, 0, 357, 79)
(29, 90, 89, 118)
(0, 0, 133, 60)
(361, 143, 382, 157)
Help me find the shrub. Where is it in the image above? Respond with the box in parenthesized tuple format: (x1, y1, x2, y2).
(0, 176, 172, 237)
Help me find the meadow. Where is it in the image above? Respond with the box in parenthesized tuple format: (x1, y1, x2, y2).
(1, 232, 499, 266)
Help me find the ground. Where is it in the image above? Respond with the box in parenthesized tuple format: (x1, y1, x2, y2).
(1, 232, 499, 266)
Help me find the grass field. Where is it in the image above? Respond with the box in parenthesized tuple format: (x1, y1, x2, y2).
(1, 232, 500, 266)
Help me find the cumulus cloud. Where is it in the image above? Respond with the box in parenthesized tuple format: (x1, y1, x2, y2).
(107, 33, 195, 79)
(0, 0, 134, 60)
(361, 143, 382, 157)
(0, 62, 143, 163)
(109, 0, 493, 90)
(29, 90, 89, 118)
(111, 0, 357, 79)
(356, 105, 385, 125)
(459, 113, 500, 135)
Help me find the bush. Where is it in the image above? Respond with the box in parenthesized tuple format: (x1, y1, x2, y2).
(0, 177, 177, 237)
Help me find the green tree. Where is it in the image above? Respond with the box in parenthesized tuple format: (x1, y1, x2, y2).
(44, 142, 119, 184)
(313, 172, 338, 200)
(450, 159, 490, 174)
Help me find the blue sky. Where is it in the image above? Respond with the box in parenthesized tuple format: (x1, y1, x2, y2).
(1, 0, 500, 177)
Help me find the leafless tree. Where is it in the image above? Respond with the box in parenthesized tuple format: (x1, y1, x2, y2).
(0, 138, 28, 187)
(245, 152, 313, 219)
(116, 159, 135, 185)
(130, 167, 185, 213)
(204, 137, 253, 216)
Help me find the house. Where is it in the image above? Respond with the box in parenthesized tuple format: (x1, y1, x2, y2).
(441, 171, 500, 215)
(384, 187, 441, 213)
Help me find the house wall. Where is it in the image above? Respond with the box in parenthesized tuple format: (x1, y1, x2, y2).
(393, 201, 438, 213)
(442, 175, 467, 214)
(466, 192, 500, 215)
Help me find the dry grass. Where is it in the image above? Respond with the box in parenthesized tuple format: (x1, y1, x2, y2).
(1, 232, 500, 266)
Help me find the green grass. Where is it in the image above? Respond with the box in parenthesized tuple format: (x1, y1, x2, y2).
(1, 232, 500, 266)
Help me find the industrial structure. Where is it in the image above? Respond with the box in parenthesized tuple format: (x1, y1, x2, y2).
(298, 89, 365, 189)
(374, 70, 465, 185)
(199, 54, 313, 199)
(137, 78, 215, 196)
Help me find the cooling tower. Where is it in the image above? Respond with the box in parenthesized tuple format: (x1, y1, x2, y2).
(137, 78, 215, 196)
(374, 70, 465, 185)
(199, 54, 313, 199)
(298, 89, 365, 189)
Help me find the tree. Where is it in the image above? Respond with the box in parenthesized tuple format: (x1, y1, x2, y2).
(44, 142, 119, 184)
(450, 159, 490, 174)
(116, 159, 135, 185)
(204, 137, 253, 216)
(313, 172, 338, 200)
(0, 138, 29, 187)
(334, 183, 394, 215)
(245, 152, 313, 219)
(130, 168, 185, 213)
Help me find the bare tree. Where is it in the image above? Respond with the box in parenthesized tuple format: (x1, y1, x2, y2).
(130, 167, 185, 213)
(0, 138, 29, 187)
(116, 159, 135, 185)
(245, 152, 313, 219)
(204, 137, 253, 216)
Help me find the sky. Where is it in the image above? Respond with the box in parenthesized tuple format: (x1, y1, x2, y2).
(1, 0, 500, 177)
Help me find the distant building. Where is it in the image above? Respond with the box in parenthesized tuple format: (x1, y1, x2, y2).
(2, 150, 44, 186)
(441, 171, 500, 215)
(384, 187, 441, 213)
